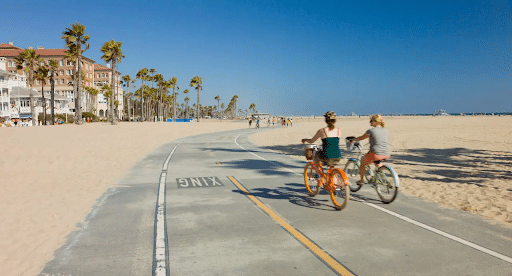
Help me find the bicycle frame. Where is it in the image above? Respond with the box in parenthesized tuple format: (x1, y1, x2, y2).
(346, 150, 400, 187)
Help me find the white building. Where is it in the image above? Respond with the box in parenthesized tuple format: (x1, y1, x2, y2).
(0, 57, 27, 120)
(0, 57, 69, 122)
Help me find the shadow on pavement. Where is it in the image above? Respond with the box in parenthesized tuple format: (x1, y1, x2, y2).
(232, 182, 346, 211)
(219, 159, 302, 176)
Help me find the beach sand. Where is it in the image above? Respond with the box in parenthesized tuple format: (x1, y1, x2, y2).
(0, 121, 246, 276)
(251, 115, 512, 227)
(2, 116, 512, 275)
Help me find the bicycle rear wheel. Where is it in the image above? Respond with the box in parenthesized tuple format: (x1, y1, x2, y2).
(304, 162, 321, 196)
(329, 168, 350, 210)
(375, 165, 399, 203)
(344, 160, 362, 192)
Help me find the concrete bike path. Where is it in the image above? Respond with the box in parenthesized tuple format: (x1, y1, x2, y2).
(40, 127, 512, 276)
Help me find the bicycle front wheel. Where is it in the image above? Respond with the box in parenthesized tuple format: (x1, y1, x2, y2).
(344, 160, 362, 192)
(375, 165, 399, 203)
(304, 162, 320, 196)
(329, 168, 350, 210)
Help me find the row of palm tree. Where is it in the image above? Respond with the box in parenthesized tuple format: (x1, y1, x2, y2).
(14, 22, 257, 125)
(14, 22, 124, 126)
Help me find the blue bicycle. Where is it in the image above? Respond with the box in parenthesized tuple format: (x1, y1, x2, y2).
(344, 137, 400, 203)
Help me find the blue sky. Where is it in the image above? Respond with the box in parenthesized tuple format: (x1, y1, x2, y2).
(1, 0, 511, 115)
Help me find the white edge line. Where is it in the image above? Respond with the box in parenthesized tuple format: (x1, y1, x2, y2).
(155, 142, 182, 276)
(234, 134, 298, 175)
(233, 133, 512, 264)
(366, 202, 512, 264)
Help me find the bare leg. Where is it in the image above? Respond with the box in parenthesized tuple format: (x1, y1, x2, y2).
(359, 164, 366, 183)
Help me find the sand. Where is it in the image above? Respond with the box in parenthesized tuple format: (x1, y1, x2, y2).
(2, 116, 512, 275)
(0, 121, 246, 276)
(250, 115, 512, 227)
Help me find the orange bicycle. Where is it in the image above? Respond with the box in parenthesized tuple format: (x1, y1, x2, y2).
(303, 144, 350, 210)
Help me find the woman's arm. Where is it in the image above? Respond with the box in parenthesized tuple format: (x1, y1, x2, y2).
(350, 132, 369, 143)
(302, 129, 323, 144)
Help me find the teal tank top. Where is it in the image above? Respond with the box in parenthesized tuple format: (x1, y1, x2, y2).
(320, 137, 341, 159)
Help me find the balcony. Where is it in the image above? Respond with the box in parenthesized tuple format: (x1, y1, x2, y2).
(0, 96, 10, 102)
(0, 110, 9, 116)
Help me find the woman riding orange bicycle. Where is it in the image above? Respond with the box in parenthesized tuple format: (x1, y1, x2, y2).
(301, 111, 342, 165)
(301, 111, 349, 210)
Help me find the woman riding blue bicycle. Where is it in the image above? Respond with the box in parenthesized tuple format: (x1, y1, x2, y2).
(349, 114, 390, 185)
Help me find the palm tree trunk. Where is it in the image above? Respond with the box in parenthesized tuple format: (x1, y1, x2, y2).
(110, 60, 116, 125)
(76, 50, 83, 125)
(50, 74, 55, 125)
(41, 83, 47, 125)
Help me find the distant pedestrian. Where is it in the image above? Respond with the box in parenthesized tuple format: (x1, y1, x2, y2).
(286, 118, 289, 127)
(290, 118, 293, 127)
(256, 118, 260, 129)
(249, 119, 252, 128)
(272, 117, 276, 128)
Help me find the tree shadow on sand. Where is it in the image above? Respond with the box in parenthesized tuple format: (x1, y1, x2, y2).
(392, 147, 512, 189)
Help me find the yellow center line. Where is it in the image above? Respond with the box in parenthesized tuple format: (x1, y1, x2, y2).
(227, 176, 354, 276)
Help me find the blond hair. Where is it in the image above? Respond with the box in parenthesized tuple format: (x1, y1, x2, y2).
(370, 114, 385, 127)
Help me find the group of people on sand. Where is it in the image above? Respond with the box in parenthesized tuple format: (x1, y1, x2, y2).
(302, 111, 390, 184)
(248, 116, 294, 129)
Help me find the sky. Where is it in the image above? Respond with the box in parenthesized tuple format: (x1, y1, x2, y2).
(1, 0, 511, 116)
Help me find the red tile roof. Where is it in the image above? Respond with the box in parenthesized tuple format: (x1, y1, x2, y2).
(94, 63, 121, 74)
(94, 64, 110, 70)
(0, 43, 20, 49)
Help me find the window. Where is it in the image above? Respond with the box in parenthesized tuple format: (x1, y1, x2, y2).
(8, 61, 13, 67)
(60, 60, 63, 66)
(60, 70, 64, 75)
(97, 73, 100, 78)
(61, 79, 65, 84)
(66, 70, 71, 75)
(37, 80, 40, 85)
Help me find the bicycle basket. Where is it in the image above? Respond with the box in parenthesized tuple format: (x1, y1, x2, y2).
(345, 136, 356, 150)
(304, 144, 317, 160)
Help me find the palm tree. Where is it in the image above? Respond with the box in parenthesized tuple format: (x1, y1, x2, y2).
(233, 95, 239, 118)
(15, 48, 42, 125)
(214, 95, 221, 119)
(62, 22, 90, 125)
(136, 68, 148, 121)
(100, 40, 124, 124)
(47, 60, 59, 125)
(221, 103, 225, 118)
(122, 75, 134, 121)
(249, 103, 256, 116)
(190, 76, 203, 122)
(153, 74, 164, 121)
(168, 77, 179, 121)
(100, 84, 112, 119)
(34, 66, 49, 125)
(85, 86, 99, 115)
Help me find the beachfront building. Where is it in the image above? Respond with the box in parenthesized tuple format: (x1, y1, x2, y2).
(93, 63, 124, 120)
(0, 42, 124, 120)
(0, 57, 27, 121)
